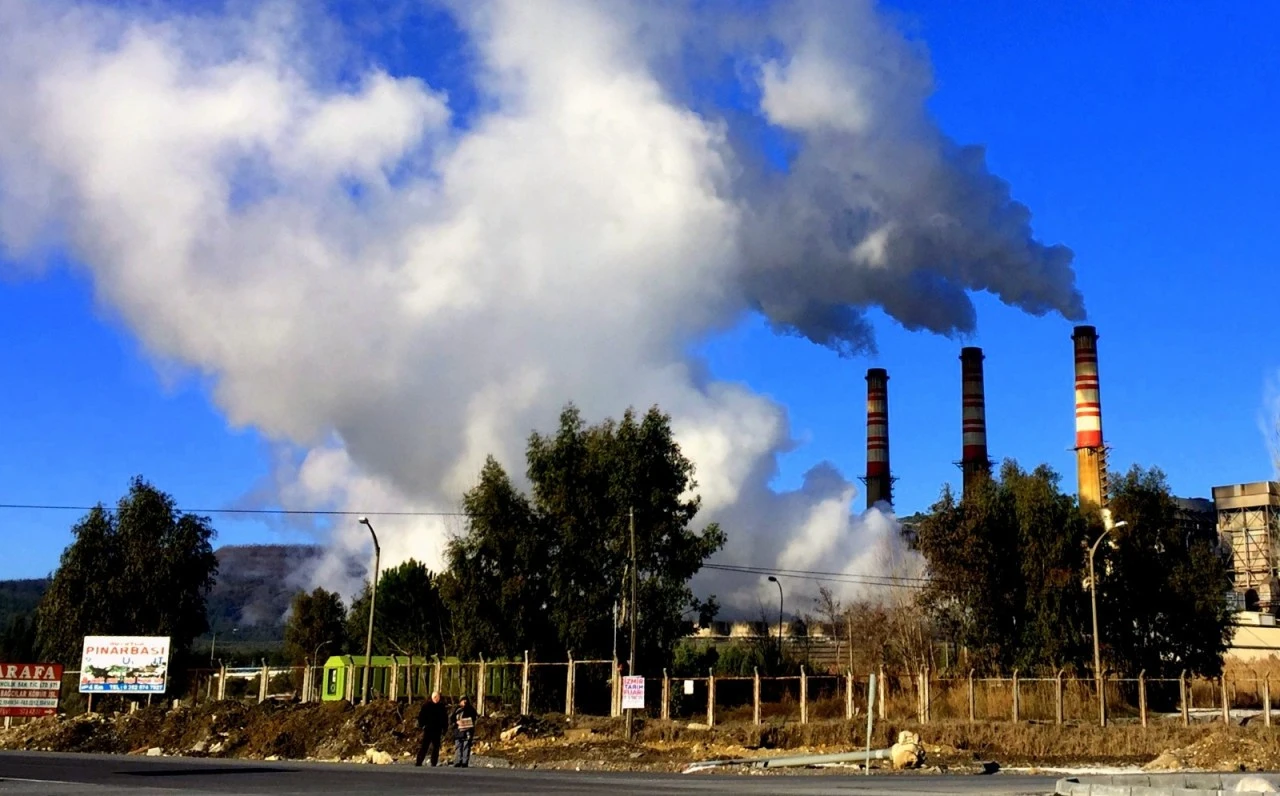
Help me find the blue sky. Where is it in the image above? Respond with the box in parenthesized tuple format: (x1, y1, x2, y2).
(1, 1, 1278, 579)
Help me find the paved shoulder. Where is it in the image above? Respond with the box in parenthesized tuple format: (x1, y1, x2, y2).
(0, 751, 1057, 795)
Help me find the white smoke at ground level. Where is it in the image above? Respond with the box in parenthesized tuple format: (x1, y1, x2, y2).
(0, 0, 1071, 609)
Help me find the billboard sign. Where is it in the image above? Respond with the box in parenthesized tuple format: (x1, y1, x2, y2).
(0, 663, 63, 717)
(78, 636, 171, 694)
(621, 675, 645, 710)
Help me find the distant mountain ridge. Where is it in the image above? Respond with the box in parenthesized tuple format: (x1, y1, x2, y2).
(0, 544, 339, 638)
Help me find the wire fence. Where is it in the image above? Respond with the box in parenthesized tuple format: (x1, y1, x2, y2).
(7, 661, 1279, 731)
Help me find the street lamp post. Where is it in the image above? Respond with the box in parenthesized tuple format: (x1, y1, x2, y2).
(311, 639, 332, 702)
(359, 516, 381, 705)
(211, 627, 236, 665)
(1088, 514, 1127, 727)
(767, 576, 784, 670)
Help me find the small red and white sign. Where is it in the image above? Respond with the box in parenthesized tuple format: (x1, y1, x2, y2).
(0, 663, 64, 717)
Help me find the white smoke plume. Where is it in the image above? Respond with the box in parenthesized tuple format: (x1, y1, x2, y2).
(0, 0, 1082, 610)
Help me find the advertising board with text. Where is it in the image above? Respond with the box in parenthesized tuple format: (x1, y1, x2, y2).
(0, 663, 63, 717)
(79, 636, 171, 694)
(621, 675, 645, 710)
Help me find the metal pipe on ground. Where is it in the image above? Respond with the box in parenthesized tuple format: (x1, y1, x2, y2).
(682, 747, 893, 774)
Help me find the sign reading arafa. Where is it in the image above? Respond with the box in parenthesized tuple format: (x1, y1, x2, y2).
(621, 675, 645, 710)
(79, 636, 171, 694)
(0, 663, 63, 717)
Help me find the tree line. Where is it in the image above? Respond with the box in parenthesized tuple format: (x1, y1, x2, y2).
(4, 404, 1236, 684)
(11, 404, 727, 677)
(794, 461, 1233, 680)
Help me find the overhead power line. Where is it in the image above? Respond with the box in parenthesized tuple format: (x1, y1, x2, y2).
(701, 562, 928, 590)
(0, 503, 468, 517)
(0, 500, 932, 588)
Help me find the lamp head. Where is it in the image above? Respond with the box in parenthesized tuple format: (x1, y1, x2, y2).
(358, 516, 370, 526)
(767, 575, 778, 583)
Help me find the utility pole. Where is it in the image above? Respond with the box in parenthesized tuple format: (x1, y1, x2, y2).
(626, 506, 638, 739)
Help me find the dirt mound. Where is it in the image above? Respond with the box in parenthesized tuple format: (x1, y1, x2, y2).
(0, 700, 433, 762)
(1144, 728, 1280, 773)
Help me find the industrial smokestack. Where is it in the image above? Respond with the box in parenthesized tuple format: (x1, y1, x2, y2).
(1073, 325, 1108, 510)
(864, 368, 891, 510)
(960, 346, 991, 493)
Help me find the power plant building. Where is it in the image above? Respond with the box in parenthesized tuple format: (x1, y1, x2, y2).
(1214, 481, 1280, 613)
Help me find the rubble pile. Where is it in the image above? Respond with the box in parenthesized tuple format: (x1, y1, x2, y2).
(1144, 729, 1280, 773)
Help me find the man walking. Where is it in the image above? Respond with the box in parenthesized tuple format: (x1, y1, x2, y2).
(415, 691, 448, 767)
(451, 695, 478, 768)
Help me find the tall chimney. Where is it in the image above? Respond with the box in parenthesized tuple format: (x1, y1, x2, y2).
(864, 368, 891, 509)
(960, 347, 991, 493)
(1073, 325, 1108, 510)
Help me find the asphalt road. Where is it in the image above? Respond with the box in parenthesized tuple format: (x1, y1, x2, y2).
(0, 750, 1058, 795)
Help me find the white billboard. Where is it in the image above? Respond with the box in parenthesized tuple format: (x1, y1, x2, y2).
(78, 636, 171, 694)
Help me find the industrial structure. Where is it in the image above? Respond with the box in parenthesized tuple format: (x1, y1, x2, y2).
(845, 323, 1280, 661)
(959, 346, 991, 494)
(862, 367, 892, 510)
(1214, 482, 1280, 613)
(1072, 325, 1109, 511)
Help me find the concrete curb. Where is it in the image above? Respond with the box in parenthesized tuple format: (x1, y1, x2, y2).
(1055, 773, 1280, 795)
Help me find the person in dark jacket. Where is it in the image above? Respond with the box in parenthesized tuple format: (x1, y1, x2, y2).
(415, 691, 449, 767)
(451, 696, 478, 768)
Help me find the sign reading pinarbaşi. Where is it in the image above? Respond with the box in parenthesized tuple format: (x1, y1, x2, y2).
(78, 636, 171, 694)
(0, 662, 64, 717)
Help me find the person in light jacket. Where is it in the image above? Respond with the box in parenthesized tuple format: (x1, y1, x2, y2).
(451, 696, 478, 767)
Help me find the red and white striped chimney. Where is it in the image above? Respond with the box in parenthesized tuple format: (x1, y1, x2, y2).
(960, 347, 991, 492)
(1072, 325, 1106, 509)
(864, 368, 891, 509)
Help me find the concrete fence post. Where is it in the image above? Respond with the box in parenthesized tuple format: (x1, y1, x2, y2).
(390, 661, 399, 702)
(1138, 670, 1147, 727)
(661, 669, 671, 721)
(1098, 670, 1107, 728)
(258, 664, 268, 704)
(923, 666, 932, 724)
(610, 657, 620, 718)
(1221, 677, 1229, 725)
(1180, 670, 1189, 727)
(878, 666, 886, 721)
(915, 671, 923, 723)
(521, 652, 531, 716)
(706, 669, 716, 728)
(1056, 669, 1065, 725)
(753, 667, 761, 726)
(433, 658, 443, 697)
(1265, 679, 1272, 727)
(477, 657, 487, 717)
(967, 669, 976, 723)
(800, 666, 808, 725)
(565, 656, 576, 718)
(218, 665, 227, 701)
(1012, 669, 1020, 723)
(845, 669, 854, 721)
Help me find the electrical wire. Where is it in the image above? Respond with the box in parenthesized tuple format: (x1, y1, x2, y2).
(0, 503, 467, 517)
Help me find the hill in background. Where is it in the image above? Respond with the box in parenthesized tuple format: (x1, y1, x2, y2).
(0, 544, 364, 660)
